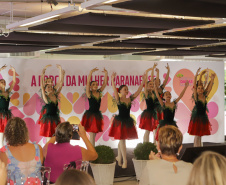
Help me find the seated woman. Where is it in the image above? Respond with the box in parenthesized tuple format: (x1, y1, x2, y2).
(187, 151, 226, 185)
(0, 117, 43, 184)
(0, 159, 7, 185)
(139, 125, 192, 185)
(55, 169, 95, 185)
(43, 122, 98, 183)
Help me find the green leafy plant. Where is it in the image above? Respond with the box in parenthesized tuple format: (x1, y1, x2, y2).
(134, 142, 158, 160)
(92, 145, 115, 164)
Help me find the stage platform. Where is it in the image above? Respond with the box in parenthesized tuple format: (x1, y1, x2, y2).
(88, 142, 226, 179)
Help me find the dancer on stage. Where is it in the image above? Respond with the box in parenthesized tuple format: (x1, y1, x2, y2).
(0, 65, 16, 148)
(188, 68, 216, 147)
(154, 80, 189, 140)
(109, 72, 146, 168)
(139, 64, 159, 142)
(42, 64, 65, 92)
(81, 67, 108, 146)
(154, 63, 170, 121)
(38, 65, 64, 141)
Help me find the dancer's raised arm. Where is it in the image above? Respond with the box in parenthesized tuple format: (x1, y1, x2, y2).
(131, 73, 146, 100)
(56, 69, 65, 95)
(161, 63, 170, 89)
(193, 68, 201, 101)
(41, 65, 52, 88)
(55, 64, 63, 90)
(99, 68, 108, 92)
(41, 70, 48, 104)
(111, 72, 119, 103)
(144, 68, 153, 98)
(0, 65, 6, 72)
(154, 82, 164, 107)
(198, 69, 207, 86)
(86, 68, 98, 98)
(8, 66, 16, 93)
(205, 73, 216, 97)
(175, 81, 189, 104)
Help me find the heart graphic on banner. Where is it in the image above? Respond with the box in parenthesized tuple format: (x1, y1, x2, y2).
(67, 92, 73, 104)
(100, 93, 108, 113)
(60, 93, 72, 115)
(73, 92, 79, 104)
(108, 93, 118, 113)
(11, 92, 19, 99)
(66, 92, 80, 104)
(173, 69, 194, 111)
(23, 93, 30, 105)
(73, 95, 86, 114)
(26, 118, 42, 143)
(10, 99, 19, 106)
(198, 69, 218, 102)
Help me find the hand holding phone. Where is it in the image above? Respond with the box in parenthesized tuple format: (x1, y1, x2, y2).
(71, 124, 80, 140)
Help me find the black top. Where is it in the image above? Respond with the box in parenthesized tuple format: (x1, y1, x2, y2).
(88, 92, 101, 113)
(0, 95, 10, 111)
(118, 101, 131, 118)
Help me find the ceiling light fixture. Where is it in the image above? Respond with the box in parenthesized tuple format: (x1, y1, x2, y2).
(6, 5, 78, 30)
(81, 0, 119, 9)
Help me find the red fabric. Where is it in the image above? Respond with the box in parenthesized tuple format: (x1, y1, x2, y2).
(109, 119, 138, 140)
(188, 118, 211, 136)
(139, 114, 159, 131)
(157, 112, 164, 121)
(37, 109, 59, 137)
(81, 113, 104, 133)
(0, 115, 9, 133)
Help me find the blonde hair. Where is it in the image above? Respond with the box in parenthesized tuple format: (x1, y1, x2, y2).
(158, 126, 183, 156)
(55, 169, 95, 185)
(187, 151, 226, 185)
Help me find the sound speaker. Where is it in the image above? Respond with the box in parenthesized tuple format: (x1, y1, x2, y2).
(180, 145, 226, 163)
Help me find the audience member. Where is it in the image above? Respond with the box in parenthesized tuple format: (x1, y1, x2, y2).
(0, 159, 7, 185)
(0, 117, 43, 184)
(55, 169, 95, 185)
(43, 122, 98, 183)
(139, 125, 192, 185)
(187, 151, 226, 185)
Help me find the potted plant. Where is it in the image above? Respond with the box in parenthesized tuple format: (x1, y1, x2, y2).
(132, 142, 158, 181)
(90, 145, 116, 185)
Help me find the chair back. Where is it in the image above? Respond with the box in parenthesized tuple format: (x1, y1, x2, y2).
(63, 160, 89, 172)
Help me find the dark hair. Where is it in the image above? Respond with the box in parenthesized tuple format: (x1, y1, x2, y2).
(118, 85, 127, 93)
(55, 122, 73, 143)
(158, 126, 183, 156)
(4, 117, 29, 146)
(55, 169, 95, 185)
(90, 81, 97, 86)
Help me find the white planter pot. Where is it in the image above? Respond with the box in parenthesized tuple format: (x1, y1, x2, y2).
(90, 162, 116, 185)
(132, 158, 148, 181)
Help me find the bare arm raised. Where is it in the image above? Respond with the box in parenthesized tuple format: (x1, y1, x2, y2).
(99, 68, 108, 92)
(86, 68, 98, 98)
(175, 80, 189, 104)
(8, 66, 16, 93)
(111, 72, 119, 103)
(131, 73, 146, 100)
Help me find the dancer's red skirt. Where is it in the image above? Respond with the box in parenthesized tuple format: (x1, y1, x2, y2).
(38, 109, 60, 137)
(139, 110, 159, 131)
(81, 110, 104, 133)
(157, 111, 164, 121)
(188, 118, 211, 136)
(109, 116, 138, 140)
(0, 115, 9, 133)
